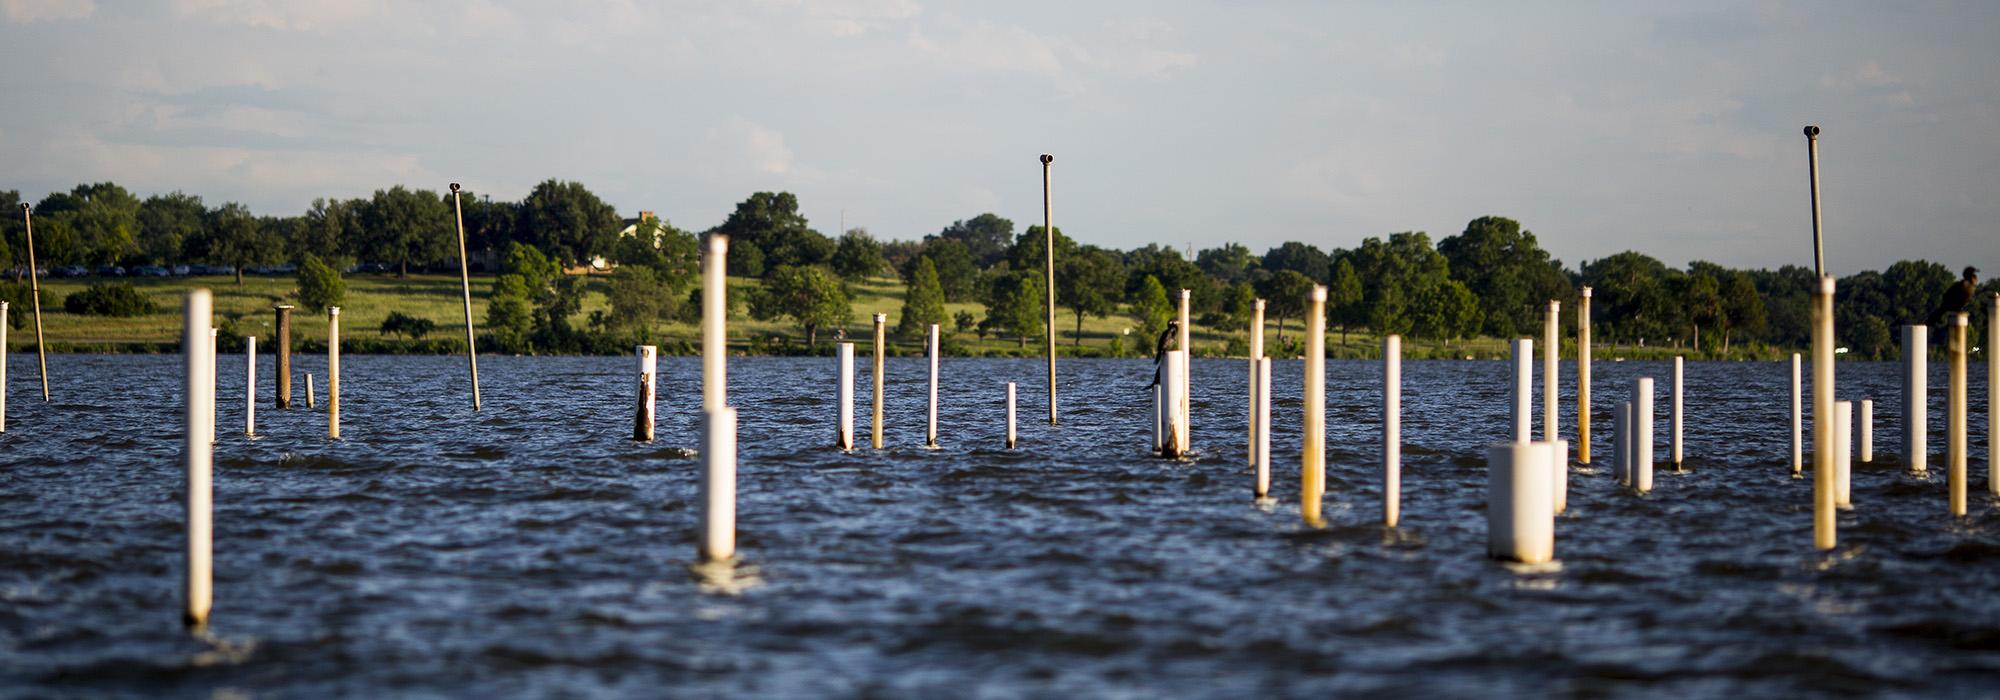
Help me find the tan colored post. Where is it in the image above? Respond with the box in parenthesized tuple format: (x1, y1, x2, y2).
(1805, 126, 1826, 276)
(1302, 285, 1327, 526)
(635, 345, 657, 442)
(871, 313, 885, 448)
(328, 307, 341, 439)
(1578, 287, 1592, 463)
(1249, 299, 1264, 466)
(1040, 153, 1057, 425)
(275, 305, 293, 408)
(1948, 313, 1968, 516)
(703, 235, 728, 412)
(1811, 277, 1835, 549)
(307, 373, 315, 408)
(20, 204, 47, 401)
(182, 289, 214, 628)
(448, 184, 481, 411)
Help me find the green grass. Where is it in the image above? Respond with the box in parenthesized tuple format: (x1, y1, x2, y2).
(3, 272, 1796, 360)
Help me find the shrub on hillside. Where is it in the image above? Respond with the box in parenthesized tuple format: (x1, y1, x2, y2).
(297, 253, 346, 313)
(380, 310, 436, 339)
(63, 283, 158, 317)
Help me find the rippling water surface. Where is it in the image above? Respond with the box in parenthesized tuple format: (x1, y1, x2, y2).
(2, 353, 1997, 697)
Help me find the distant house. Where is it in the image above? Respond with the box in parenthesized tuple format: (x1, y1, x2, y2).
(567, 210, 659, 274)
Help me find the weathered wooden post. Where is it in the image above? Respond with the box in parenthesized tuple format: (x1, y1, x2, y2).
(837, 342, 854, 450)
(20, 204, 48, 401)
(1578, 286, 1592, 464)
(1792, 352, 1803, 476)
(1, 301, 8, 432)
(1834, 400, 1852, 508)
(1948, 312, 1968, 517)
(1161, 350, 1188, 458)
(926, 324, 940, 448)
(1860, 399, 1874, 463)
(635, 345, 657, 442)
(1672, 356, 1684, 471)
(182, 289, 214, 628)
(274, 305, 293, 408)
(872, 313, 885, 449)
(1248, 299, 1264, 467)
(1254, 357, 1272, 503)
(244, 336, 256, 436)
(1903, 325, 1927, 473)
(1302, 285, 1327, 526)
(1811, 276, 1836, 549)
(1384, 334, 1402, 527)
(328, 307, 341, 439)
(1005, 382, 1017, 449)
(1041, 153, 1057, 425)
(448, 184, 482, 411)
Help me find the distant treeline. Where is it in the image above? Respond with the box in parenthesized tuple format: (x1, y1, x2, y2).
(2, 182, 1992, 359)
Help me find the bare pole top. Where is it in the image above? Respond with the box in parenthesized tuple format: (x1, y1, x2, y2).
(19, 203, 27, 212)
(1040, 154, 1053, 165)
(1804, 125, 1821, 138)
(449, 182, 462, 193)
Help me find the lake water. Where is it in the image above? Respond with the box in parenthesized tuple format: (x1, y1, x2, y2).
(2, 354, 1997, 697)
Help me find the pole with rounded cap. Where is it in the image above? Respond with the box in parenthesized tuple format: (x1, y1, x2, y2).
(448, 183, 482, 411)
(20, 204, 48, 401)
(700, 233, 736, 561)
(1301, 285, 1327, 525)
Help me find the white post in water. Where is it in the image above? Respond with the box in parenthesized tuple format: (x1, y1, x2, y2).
(926, 324, 940, 448)
(1487, 441, 1555, 564)
(182, 289, 214, 629)
(1860, 399, 1874, 463)
(1543, 302, 1569, 513)
(1578, 286, 1593, 464)
(448, 183, 481, 411)
(1384, 335, 1402, 527)
(1005, 382, 1017, 449)
(1255, 357, 1272, 502)
(1, 301, 8, 432)
(1834, 400, 1852, 508)
(306, 373, 315, 409)
(1302, 285, 1327, 526)
(1633, 379, 1654, 493)
(1161, 350, 1188, 458)
(701, 407, 737, 561)
(328, 307, 341, 440)
(872, 313, 885, 449)
(1248, 299, 1265, 467)
(1903, 325, 1928, 473)
(1800, 352, 1816, 478)
(209, 328, 218, 441)
(704, 235, 728, 412)
(836, 343, 854, 450)
(244, 336, 256, 436)
(1512, 338, 1533, 443)
(1991, 294, 1999, 496)
(1948, 313, 1968, 517)
(1672, 356, 1684, 470)
(1614, 401, 1632, 486)
(1152, 384, 1163, 453)
(1811, 276, 1837, 550)
(1040, 153, 1057, 426)
(1177, 288, 1192, 447)
(635, 345, 657, 442)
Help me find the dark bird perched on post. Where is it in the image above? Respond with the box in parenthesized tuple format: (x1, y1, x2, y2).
(1147, 320, 1181, 389)
(1926, 266, 1980, 327)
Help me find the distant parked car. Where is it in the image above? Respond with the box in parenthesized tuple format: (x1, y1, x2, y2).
(273, 263, 297, 274)
(170, 265, 191, 276)
(96, 266, 126, 277)
(53, 265, 89, 278)
(133, 266, 170, 277)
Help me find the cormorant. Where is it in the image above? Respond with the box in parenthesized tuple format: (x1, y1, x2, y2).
(1926, 266, 1979, 327)
(1147, 320, 1180, 389)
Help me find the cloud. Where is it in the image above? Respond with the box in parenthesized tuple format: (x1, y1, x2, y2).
(713, 118, 795, 176)
(169, 0, 400, 32)
(1, 0, 94, 23)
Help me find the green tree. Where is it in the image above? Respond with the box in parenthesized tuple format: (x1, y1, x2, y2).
(359, 186, 452, 277)
(296, 197, 359, 269)
(985, 271, 1046, 347)
(1410, 278, 1482, 343)
(1326, 256, 1363, 344)
(47, 183, 140, 266)
(1197, 242, 1255, 284)
(913, 238, 980, 302)
(486, 273, 533, 353)
(749, 264, 852, 346)
(601, 264, 681, 337)
(1132, 274, 1174, 343)
(897, 256, 947, 338)
(1261, 241, 1330, 282)
(1720, 272, 1765, 353)
(1257, 270, 1316, 343)
(1580, 251, 1674, 345)
(515, 179, 621, 267)
(1058, 245, 1123, 346)
(379, 310, 436, 339)
(610, 214, 699, 284)
(1437, 216, 1570, 337)
(137, 192, 205, 266)
(933, 213, 1015, 268)
(296, 253, 346, 313)
(714, 191, 831, 274)
(831, 228, 886, 280)
(193, 202, 281, 284)
(1680, 268, 1723, 351)
(953, 309, 977, 336)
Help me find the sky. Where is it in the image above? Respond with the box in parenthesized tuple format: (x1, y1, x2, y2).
(0, 0, 1995, 276)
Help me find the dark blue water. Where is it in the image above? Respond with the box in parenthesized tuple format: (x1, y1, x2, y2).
(2, 354, 1997, 697)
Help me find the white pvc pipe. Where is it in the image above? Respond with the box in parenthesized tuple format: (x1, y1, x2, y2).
(1512, 338, 1533, 443)
(1671, 356, 1683, 469)
(210, 328, 218, 443)
(1791, 352, 1803, 475)
(1544, 301, 1559, 442)
(700, 406, 737, 561)
(1634, 377, 1654, 493)
(1384, 335, 1401, 527)
(926, 324, 939, 448)
(183, 290, 214, 628)
(306, 373, 315, 409)
(636, 345, 657, 442)
(836, 342, 853, 450)
(1152, 384, 1162, 453)
(1178, 288, 1191, 448)
(1904, 325, 1927, 473)
(245, 335, 256, 436)
(328, 307, 341, 440)
(1614, 401, 1631, 486)
(1255, 357, 1271, 501)
(1948, 313, 1968, 516)
(703, 234, 728, 412)
(1303, 286, 1327, 525)
(1486, 440, 1554, 564)
(1812, 276, 1836, 550)
(1249, 299, 1264, 467)
(1834, 400, 1852, 507)
(3, 301, 11, 432)
(1991, 294, 1999, 496)
(1860, 398, 1873, 463)
(1005, 382, 1016, 449)
(1162, 350, 1187, 457)
(1578, 286, 1592, 464)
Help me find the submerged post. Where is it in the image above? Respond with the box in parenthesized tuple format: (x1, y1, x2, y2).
(182, 289, 214, 629)
(1903, 325, 1928, 473)
(872, 313, 885, 449)
(1041, 153, 1057, 426)
(1578, 286, 1593, 464)
(1792, 352, 1803, 476)
(703, 234, 728, 412)
(448, 184, 482, 411)
(21, 204, 48, 401)
(1302, 286, 1328, 526)
(244, 336, 256, 436)
(926, 324, 940, 448)
(1005, 382, 1016, 449)
(1672, 356, 1684, 470)
(1948, 313, 1968, 516)
(635, 345, 657, 442)
(837, 342, 854, 450)
(1834, 400, 1852, 508)
(1385, 334, 1402, 527)
(1812, 276, 1836, 549)
(1249, 299, 1264, 467)
(701, 407, 737, 561)
(274, 305, 293, 408)
(1255, 357, 1272, 502)
(328, 307, 341, 439)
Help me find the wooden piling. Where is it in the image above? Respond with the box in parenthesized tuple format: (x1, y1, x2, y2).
(182, 289, 214, 628)
(635, 345, 657, 442)
(1302, 285, 1327, 526)
(274, 305, 292, 409)
(1811, 276, 1835, 549)
(1948, 312, 1968, 516)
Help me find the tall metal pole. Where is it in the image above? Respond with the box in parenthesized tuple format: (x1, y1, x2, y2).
(449, 184, 481, 411)
(21, 204, 48, 401)
(1041, 154, 1057, 425)
(1805, 125, 1825, 277)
